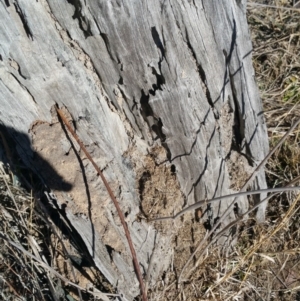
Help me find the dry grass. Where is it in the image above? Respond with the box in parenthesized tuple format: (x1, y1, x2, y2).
(1, 1, 300, 301)
(0, 162, 115, 301)
(249, 1, 300, 130)
(0, 164, 53, 301)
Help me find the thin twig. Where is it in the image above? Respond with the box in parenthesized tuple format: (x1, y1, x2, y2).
(151, 187, 300, 222)
(55, 105, 148, 301)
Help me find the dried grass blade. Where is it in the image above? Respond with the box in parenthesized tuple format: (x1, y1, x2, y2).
(0, 232, 114, 300)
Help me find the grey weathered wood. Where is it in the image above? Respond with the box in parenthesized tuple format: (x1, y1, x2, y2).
(0, 0, 269, 299)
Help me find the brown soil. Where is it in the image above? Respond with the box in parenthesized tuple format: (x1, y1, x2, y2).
(134, 145, 207, 271)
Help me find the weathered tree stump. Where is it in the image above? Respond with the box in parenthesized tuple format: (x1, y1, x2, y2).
(0, 0, 269, 299)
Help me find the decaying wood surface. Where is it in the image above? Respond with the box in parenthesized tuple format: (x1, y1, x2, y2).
(0, 0, 269, 299)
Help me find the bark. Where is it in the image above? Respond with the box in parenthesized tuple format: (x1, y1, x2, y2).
(0, 0, 269, 299)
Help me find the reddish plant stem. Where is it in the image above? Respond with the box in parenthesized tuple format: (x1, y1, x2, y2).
(55, 105, 147, 301)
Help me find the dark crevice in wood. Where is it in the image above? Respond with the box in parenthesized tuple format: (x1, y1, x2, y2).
(149, 67, 165, 96)
(246, 123, 259, 163)
(151, 26, 165, 58)
(118, 86, 143, 136)
(217, 19, 237, 108)
(104, 95, 118, 112)
(149, 27, 166, 95)
(225, 18, 237, 65)
(131, 96, 138, 111)
(168, 122, 203, 163)
(184, 30, 215, 110)
(223, 18, 249, 157)
(228, 73, 244, 152)
(100, 32, 117, 63)
(13, 2, 33, 40)
(233, 202, 240, 216)
(118, 76, 124, 85)
(9, 67, 25, 82)
(138, 171, 150, 219)
(105, 244, 115, 262)
(140, 90, 171, 159)
(67, 0, 92, 38)
(151, 118, 166, 142)
(187, 126, 216, 197)
(197, 62, 214, 108)
(138, 171, 151, 203)
(44, 193, 95, 268)
(191, 226, 195, 243)
(86, 16, 117, 79)
(140, 90, 153, 118)
(9, 72, 36, 103)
